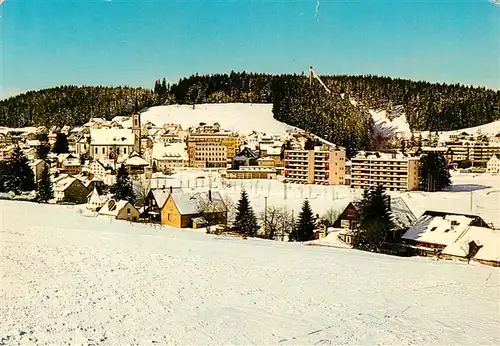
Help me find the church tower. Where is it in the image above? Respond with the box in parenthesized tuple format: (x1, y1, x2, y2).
(132, 100, 141, 155)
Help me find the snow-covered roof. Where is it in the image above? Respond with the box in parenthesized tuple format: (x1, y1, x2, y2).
(90, 129, 135, 146)
(53, 176, 78, 192)
(390, 197, 417, 231)
(305, 229, 353, 249)
(260, 144, 281, 156)
(353, 151, 416, 161)
(402, 212, 476, 246)
(150, 187, 183, 208)
(98, 199, 134, 217)
(442, 227, 500, 263)
(64, 156, 81, 166)
(125, 153, 149, 166)
(26, 140, 41, 147)
(30, 159, 44, 168)
(152, 142, 187, 161)
(169, 191, 226, 215)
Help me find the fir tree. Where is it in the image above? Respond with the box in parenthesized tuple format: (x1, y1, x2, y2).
(37, 164, 53, 203)
(233, 189, 259, 236)
(354, 185, 393, 252)
(36, 142, 51, 160)
(418, 152, 451, 192)
(53, 133, 69, 154)
(4, 146, 35, 194)
(289, 199, 315, 242)
(110, 164, 135, 203)
(304, 137, 315, 150)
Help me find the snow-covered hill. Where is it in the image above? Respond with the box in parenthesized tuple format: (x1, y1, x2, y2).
(136, 103, 294, 135)
(1, 199, 499, 345)
(369, 106, 500, 141)
(370, 106, 411, 138)
(422, 119, 500, 141)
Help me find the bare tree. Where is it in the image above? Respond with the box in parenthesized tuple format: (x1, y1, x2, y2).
(321, 207, 340, 228)
(222, 195, 236, 227)
(260, 206, 294, 241)
(133, 179, 151, 207)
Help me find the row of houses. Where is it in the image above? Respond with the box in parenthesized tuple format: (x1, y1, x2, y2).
(309, 199, 499, 267)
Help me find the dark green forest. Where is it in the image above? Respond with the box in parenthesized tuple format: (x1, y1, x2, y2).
(0, 86, 157, 128)
(1, 72, 498, 156)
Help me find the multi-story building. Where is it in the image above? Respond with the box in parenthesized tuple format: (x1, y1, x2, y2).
(444, 140, 500, 164)
(350, 151, 420, 192)
(152, 142, 188, 172)
(283, 146, 346, 185)
(187, 130, 241, 168)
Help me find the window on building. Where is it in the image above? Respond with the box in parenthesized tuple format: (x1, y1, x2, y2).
(95, 148, 98, 154)
(102, 148, 105, 154)
(127, 208, 131, 215)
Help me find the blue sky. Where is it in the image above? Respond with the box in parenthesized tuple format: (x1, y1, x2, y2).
(1, 0, 499, 99)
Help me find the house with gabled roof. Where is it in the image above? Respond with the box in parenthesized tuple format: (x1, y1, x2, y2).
(486, 154, 500, 173)
(144, 186, 184, 223)
(160, 190, 227, 228)
(53, 175, 89, 204)
(98, 199, 139, 221)
(401, 210, 491, 256)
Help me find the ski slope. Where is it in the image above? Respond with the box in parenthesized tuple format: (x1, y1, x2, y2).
(137, 103, 295, 135)
(1, 198, 499, 345)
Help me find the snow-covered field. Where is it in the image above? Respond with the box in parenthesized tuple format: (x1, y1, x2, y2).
(1, 200, 499, 345)
(137, 103, 294, 135)
(156, 171, 500, 228)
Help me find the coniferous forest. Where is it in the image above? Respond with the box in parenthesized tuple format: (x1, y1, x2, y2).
(1, 71, 499, 155)
(0, 86, 156, 128)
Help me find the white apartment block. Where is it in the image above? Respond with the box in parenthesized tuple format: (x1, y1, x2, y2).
(283, 146, 346, 185)
(350, 151, 420, 192)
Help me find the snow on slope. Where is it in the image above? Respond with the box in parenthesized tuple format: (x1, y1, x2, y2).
(136, 103, 294, 135)
(422, 119, 500, 142)
(370, 106, 412, 139)
(1, 200, 499, 345)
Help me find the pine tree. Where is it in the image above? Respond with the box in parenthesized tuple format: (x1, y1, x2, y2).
(418, 153, 452, 192)
(37, 164, 53, 203)
(353, 185, 393, 251)
(289, 199, 315, 242)
(110, 164, 135, 203)
(53, 133, 69, 154)
(233, 189, 259, 236)
(4, 146, 35, 194)
(36, 142, 50, 160)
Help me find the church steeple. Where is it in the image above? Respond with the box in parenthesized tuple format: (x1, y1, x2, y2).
(132, 99, 141, 155)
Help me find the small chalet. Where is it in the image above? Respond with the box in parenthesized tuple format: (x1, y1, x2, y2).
(124, 152, 151, 177)
(98, 199, 139, 221)
(86, 187, 106, 211)
(53, 175, 89, 204)
(144, 186, 184, 222)
(401, 210, 491, 256)
(161, 190, 227, 228)
(440, 226, 500, 267)
(331, 197, 416, 245)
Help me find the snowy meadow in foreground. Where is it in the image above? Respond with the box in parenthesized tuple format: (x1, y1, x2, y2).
(1, 199, 499, 345)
